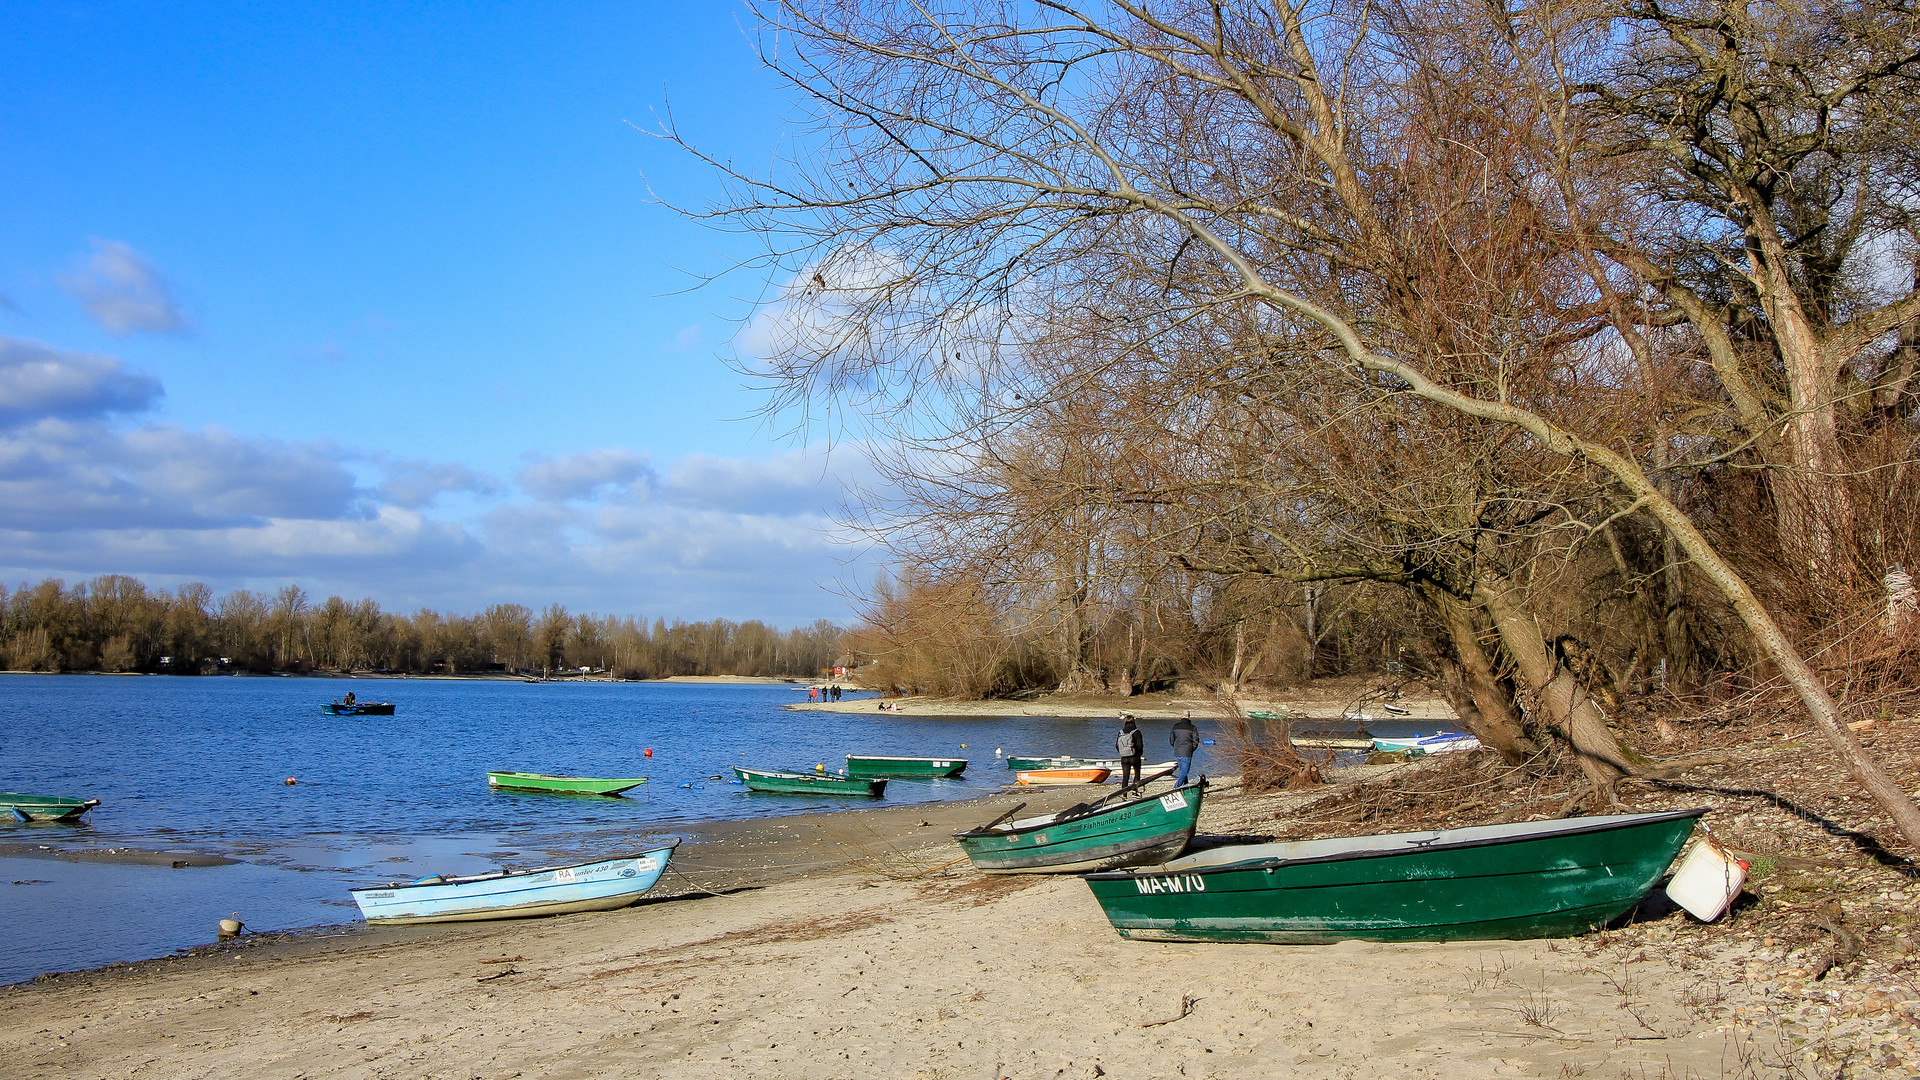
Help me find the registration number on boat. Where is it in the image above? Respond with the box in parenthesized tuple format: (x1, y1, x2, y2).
(1135, 874, 1207, 894)
(1159, 791, 1188, 811)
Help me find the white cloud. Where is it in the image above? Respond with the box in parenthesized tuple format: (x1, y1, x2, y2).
(0, 334, 866, 622)
(736, 247, 914, 371)
(517, 449, 655, 502)
(379, 459, 501, 508)
(59, 240, 189, 336)
(671, 323, 705, 352)
(659, 447, 860, 516)
(0, 420, 360, 530)
(0, 336, 163, 426)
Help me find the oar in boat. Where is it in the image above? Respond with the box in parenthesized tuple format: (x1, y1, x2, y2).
(1114, 767, 1177, 795)
(977, 802, 1028, 831)
(1056, 772, 1186, 822)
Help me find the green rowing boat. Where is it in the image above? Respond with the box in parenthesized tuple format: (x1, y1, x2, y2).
(1083, 808, 1704, 944)
(845, 755, 967, 778)
(487, 772, 647, 796)
(0, 792, 101, 822)
(956, 781, 1206, 874)
(733, 766, 887, 797)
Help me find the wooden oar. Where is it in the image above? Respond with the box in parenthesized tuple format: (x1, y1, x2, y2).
(976, 801, 1027, 831)
(1083, 770, 1176, 812)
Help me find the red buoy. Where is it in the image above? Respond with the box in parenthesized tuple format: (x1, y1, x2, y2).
(643, 748, 653, 758)
(284, 777, 298, 786)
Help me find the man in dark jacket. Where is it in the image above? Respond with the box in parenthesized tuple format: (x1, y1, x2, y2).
(1169, 711, 1200, 788)
(1116, 715, 1144, 792)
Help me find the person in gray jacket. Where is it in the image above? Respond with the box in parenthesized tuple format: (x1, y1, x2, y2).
(1169, 711, 1200, 788)
(1116, 715, 1145, 792)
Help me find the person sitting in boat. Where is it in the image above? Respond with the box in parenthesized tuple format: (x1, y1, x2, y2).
(1116, 715, 1144, 792)
(344, 692, 356, 707)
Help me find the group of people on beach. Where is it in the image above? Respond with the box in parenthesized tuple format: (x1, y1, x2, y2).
(1116, 710, 1201, 792)
(807, 685, 843, 703)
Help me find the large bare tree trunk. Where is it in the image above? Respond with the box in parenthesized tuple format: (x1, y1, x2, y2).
(1477, 575, 1639, 803)
(1422, 586, 1537, 763)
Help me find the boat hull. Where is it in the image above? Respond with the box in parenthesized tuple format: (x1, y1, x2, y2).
(1371, 734, 1478, 755)
(1291, 732, 1376, 750)
(1006, 756, 1117, 771)
(1083, 809, 1703, 944)
(487, 772, 647, 796)
(956, 783, 1205, 874)
(349, 845, 677, 925)
(323, 702, 396, 716)
(1015, 768, 1111, 785)
(734, 767, 887, 797)
(0, 793, 100, 822)
(845, 756, 968, 778)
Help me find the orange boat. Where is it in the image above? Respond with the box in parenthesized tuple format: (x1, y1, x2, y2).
(1015, 767, 1112, 786)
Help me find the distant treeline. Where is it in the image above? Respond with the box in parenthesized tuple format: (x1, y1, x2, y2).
(0, 575, 844, 679)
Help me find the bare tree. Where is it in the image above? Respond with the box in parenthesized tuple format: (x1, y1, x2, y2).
(673, 0, 1920, 844)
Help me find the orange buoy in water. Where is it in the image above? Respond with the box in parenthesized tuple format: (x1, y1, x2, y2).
(284, 777, 297, 786)
(644, 748, 653, 758)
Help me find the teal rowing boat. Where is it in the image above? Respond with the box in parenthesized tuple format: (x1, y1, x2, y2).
(1083, 809, 1704, 944)
(487, 772, 648, 796)
(0, 792, 101, 822)
(733, 766, 887, 797)
(956, 782, 1206, 873)
(845, 755, 967, 778)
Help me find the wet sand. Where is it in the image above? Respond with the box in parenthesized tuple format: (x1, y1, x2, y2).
(0, 764, 1855, 1080)
(0, 843, 237, 867)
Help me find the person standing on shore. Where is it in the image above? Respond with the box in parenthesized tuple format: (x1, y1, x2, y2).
(1170, 711, 1200, 788)
(1116, 715, 1144, 792)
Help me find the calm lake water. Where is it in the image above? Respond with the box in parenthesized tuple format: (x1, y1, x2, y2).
(0, 674, 1450, 985)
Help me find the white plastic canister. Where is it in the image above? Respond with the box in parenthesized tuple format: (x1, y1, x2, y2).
(1665, 837, 1749, 922)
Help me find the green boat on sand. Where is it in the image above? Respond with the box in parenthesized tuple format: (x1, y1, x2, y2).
(734, 766, 887, 797)
(1, 792, 101, 822)
(487, 772, 647, 797)
(845, 755, 967, 778)
(956, 781, 1206, 874)
(1083, 808, 1704, 944)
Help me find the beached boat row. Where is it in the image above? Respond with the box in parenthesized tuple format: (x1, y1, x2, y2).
(947, 777, 1707, 942)
(344, 771, 1711, 943)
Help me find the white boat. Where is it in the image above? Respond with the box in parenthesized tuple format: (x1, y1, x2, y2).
(1371, 733, 1480, 756)
(349, 843, 678, 925)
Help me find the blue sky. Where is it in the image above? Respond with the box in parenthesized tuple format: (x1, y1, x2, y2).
(0, 2, 875, 625)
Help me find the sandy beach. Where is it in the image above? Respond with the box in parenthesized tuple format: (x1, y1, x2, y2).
(789, 687, 1459, 722)
(7, 744, 1915, 1079)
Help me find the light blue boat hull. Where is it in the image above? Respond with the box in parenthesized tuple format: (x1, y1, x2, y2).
(348, 844, 678, 925)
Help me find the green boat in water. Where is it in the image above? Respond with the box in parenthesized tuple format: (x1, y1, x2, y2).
(733, 766, 887, 797)
(487, 772, 648, 797)
(1083, 808, 1704, 944)
(956, 781, 1206, 874)
(845, 755, 967, 778)
(0, 793, 101, 822)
